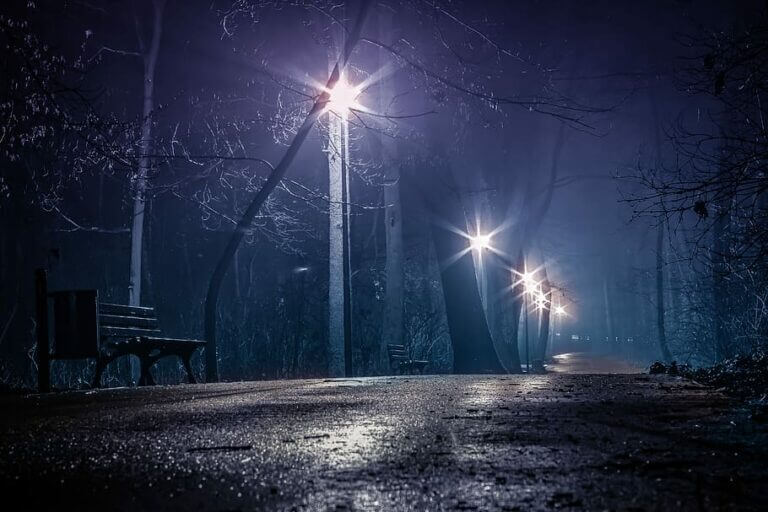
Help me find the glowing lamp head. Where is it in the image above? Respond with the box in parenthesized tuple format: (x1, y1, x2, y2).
(555, 305, 566, 316)
(327, 77, 362, 114)
(522, 271, 537, 292)
(470, 233, 492, 251)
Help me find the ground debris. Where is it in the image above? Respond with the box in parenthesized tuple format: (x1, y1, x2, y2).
(649, 351, 768, 400)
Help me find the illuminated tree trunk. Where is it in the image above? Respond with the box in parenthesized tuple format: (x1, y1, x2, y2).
(327, 109, 345, 377)
(128, 0, 164, 383)
(129, 0, 164, 309)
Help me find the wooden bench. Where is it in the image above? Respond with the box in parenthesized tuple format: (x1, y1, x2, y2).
(35, 269, 205, 391)
(387, 344, 428, 375)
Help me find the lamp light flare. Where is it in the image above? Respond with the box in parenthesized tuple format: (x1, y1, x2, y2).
(469, 233, 492, 251)
(326, 77, 362, 114)
(469, 235, 491, 251)
(522, 272, 537, 293)
(555, 305, 566, 316)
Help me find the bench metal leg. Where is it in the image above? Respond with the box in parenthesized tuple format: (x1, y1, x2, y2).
(92, 357, 106, 389)
(138, 356, 155, 386)
(182, 353, 196, 384)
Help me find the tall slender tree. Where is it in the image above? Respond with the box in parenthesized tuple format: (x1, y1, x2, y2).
(129, 0, 165, 311)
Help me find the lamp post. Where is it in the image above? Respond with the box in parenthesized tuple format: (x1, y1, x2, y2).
(524, 287, 529, 372)
(554, 294, 566, 348)
(326, 76, 361, 378)
(469, 232, 493, 311)
(520, 269, 539, 373)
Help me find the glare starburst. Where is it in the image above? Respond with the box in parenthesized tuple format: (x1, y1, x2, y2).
(325, 77, 363, 115)
(470, 233, 492, 251)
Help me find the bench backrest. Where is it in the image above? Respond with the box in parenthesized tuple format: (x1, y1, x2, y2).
(51, 290, 100, 358)
(99, 303, 160, 339)
(387, 344, 408, 360)
(50, 292, 160, 359)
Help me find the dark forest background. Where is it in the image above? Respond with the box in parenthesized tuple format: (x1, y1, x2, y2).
(1, 0, 766, 388)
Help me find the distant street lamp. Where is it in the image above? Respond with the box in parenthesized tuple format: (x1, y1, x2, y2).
(469, 233, 492, 251)
(325, 75, 362, 378)
(468, 231, 494, 309)
(514, 267, 541, 373)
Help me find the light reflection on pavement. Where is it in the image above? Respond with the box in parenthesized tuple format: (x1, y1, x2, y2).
(547, 352, 644, 374)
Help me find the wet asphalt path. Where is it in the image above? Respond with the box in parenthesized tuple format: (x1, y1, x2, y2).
(1, 366, 766, 510)
(546, 352, 645, 374)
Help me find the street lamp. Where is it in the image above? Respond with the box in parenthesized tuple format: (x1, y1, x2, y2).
(534, 289, 549, 310)
(469, 233, 492, 251)
(521, 271, 538, 293)
(552, 292, 567, 348)
(325, 75, 363, 378)
(326, 77, 362, 116)
(513, 267, 540, 373)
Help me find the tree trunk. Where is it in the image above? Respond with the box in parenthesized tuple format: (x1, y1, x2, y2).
(128, 0, 164, 384)
(129, 0, 164, 309)
(486, 259, 522, 373)
(406, 157, 505, 374)
(291, 266, 306, 377)
(656, 221, 672, 362)
(603, 275, 614, 345)
(650, 90, 672, 363)
(327, 94, 345, 377)
(381, 175, 404, 372)
(375, 8, 403, 374)
(713, 208, 729, 361)
(203, 0, 371, 382)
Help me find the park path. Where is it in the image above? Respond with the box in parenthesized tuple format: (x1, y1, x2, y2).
(0, 372, 766, 511)
(547, 351, 645, 374)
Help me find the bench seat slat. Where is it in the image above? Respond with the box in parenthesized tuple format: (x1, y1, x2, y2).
(100, 303, 155, 318)
(105, 336, 205, 353)
(99, 314, 158, 329)
(140, 336, 206, 347)
(100, 325, 161, 338)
